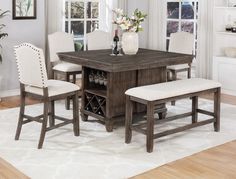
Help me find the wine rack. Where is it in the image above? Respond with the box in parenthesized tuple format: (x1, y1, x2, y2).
(84, 90, 106, 117)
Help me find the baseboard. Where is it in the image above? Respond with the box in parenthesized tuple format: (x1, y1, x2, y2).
(0, 89, 20, 98)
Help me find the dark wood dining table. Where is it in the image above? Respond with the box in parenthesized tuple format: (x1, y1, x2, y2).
(58, 48, 193, 132)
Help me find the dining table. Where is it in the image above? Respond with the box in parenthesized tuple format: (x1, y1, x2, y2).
(58, 48, 193, 132)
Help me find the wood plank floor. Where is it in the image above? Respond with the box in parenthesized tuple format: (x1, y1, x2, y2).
(131, 140, 236, 179)
(0, 157, 30, 179)
(0, 93, 236, 178)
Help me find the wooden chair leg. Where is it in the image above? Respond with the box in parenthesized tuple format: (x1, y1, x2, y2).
(73, 93, 80, 136)
(15, 91, 26, 140)
(65, 74, 70, 110)
(73, 74, 76, 84)
(214, 88, 221, 132)
(38, 101, 49, 149)
(171, 71, 177, 106)
(146, 102, 155, 153)
(49, 100, 55, 127)
(125, 96, 133, 144)
(187, 64, 191, 79)
(167, 71, 171, 81)
(192, 96, 198, 123)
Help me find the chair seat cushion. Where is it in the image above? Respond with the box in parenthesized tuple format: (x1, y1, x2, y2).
(167, 64, 190, 71)
(53, 62, 82, 72)
(125, 78, 221, 102)
(25, 80, 80, 97)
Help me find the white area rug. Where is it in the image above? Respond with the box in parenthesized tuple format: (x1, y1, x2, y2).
(0, 99, 236, 179)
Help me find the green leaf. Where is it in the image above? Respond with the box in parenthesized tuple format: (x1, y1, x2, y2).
(0, 10, 10, 19)
(0, 33, 8, 39)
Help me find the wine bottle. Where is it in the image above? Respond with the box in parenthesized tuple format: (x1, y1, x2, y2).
(113, 29, 119, 55)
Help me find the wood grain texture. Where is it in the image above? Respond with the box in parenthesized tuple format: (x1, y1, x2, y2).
(0, 157, 30, 179)
(131, 140, 236, 179)
(58, 49, 193, 72)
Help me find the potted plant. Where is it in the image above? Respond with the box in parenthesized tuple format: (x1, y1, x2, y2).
(0, 9, 9, 63)
(113, 9, 147, 55)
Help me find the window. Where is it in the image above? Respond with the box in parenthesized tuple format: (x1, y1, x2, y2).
(64, 0, 100, 50)
(166, 0, 198, 54)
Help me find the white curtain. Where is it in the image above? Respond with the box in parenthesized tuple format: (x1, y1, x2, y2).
(117, 0, 128, 13)
(148, 0, 165, 51)
(148, 0, 165, 50)
(196, 0, 214, 78)
(46, 0, 64, 35)
(45, 0, 63, 77)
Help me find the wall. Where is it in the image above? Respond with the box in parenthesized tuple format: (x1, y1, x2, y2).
(0, 0, 45, 95)
(127, 0, 149, 48)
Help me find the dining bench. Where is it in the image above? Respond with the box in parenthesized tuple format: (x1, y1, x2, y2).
(125, 78, 221, 153)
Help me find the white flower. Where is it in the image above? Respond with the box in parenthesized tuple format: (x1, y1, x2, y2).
(130, 26, 137, 32)
(120, 24, 129, 30)
(115, 8, 123, 15)
(116, 16, 123, 24)
(131, 16, 135, 20)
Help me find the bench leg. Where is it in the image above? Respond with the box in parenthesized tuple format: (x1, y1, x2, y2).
(214, 88, 221, 132)
(125, 96, 133, 144)
(146, 102, 155, 153)
(192, 96, 198, 123)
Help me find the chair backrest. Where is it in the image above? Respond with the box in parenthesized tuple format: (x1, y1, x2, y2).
(14, 43, 48, 88)
(87, 30, 111, 50)
(48, 32, 75, 62)
(169, 32, 194, 55)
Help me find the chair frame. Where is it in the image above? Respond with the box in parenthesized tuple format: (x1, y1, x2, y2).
(167, 63, 192, 81)
(48, 32, 82, 110)
(15, 83, 80, 149)
(51, 68, 82, 110)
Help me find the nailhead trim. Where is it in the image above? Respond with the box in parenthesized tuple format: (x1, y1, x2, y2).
(14, 43, 48, 88)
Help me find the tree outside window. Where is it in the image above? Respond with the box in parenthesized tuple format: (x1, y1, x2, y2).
(64, 0, 100, 51)
(166, 0, 198, 55)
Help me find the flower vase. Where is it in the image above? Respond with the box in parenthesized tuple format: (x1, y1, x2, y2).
(122, 32, 139, 55)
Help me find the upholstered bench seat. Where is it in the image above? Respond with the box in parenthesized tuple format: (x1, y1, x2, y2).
(125, 78, 221, 101)
(125, 78, 221, 153)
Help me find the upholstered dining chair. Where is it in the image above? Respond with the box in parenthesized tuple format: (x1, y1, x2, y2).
(167, 31, 194, 105)
(48, 31, 82, 110)
(87, 30, 111, 50)
(167, 31, 194, 81)
(14, 43, 80, 149)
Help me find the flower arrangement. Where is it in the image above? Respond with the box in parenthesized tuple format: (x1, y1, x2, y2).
(113, 8, 147, 33)
(0, 9, 9, 63)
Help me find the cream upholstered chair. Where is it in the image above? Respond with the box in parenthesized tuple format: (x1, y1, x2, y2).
(87, 30, 111, 50)
(48, 32, 82, 110)
(14, 43, 80, 149)
(167, 32, 194, 105)
(167, 31, 194, 81)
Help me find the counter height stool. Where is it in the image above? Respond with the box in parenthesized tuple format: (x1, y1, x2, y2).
(14, 43, 80, 149)
(48, 32, 82, 110)
(167, 32, 194, 105)
(87, 30, 111, 50)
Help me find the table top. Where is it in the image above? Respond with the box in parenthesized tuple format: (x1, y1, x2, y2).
(58, 48, 193, 72)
